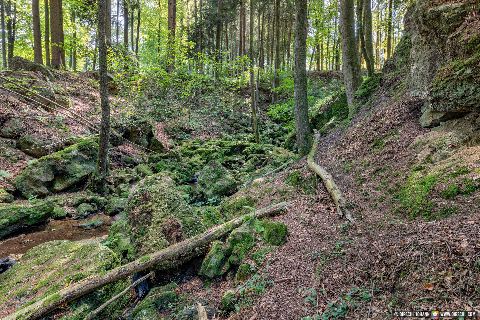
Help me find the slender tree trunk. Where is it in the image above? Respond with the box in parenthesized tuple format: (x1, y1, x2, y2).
(97, 0, 110, 194)
(50, 0, 65, 68)
(259, 10, 264, 68)
(0, 0, 6, 68)
(130, 6, 134, 51)
(249, 0, 259, 143)
(106, 0, 111, 45)
(363, 0, 374, 76)
(375, 5, 380, 68)
(123, 0, 128, 49)
(239, 0, 245, 56)
(215, 0, 222, 60)
(135, 3, 140, 56)
(93, 33, 98, 70)
(71, 10, 77, 70)
(115, 0, 120, 43)
(5, 0, 15, 65)
(32, 0, 43, 64)
(167, 0, 176, 70)
(272, 0, 280, 103)
(44, 0, 50, 66)
(294, 0, 311, 156)
(356, 0, 363, 56)
(286, 11, 293, 69)
(339, 0, 362, 109)
(386, 0, 393, 59)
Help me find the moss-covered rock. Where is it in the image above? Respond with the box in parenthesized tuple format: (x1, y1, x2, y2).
(52, 205, 68, 219)
(0, 117, 25, 139)
(220, 290, 238, 313)
(127, 173, 205, 256)
(235, 263, 255, 282)
(260, 220, 288, 246)
(196, 161, 237, 203)
(0, 239, 120, 315)
(16, 135, 53, 158)
(199, 240, 230, 279)
(0, 200, 55, 239)
(0, 188, 14, 203)
(226, 225, 255, 266)
(75, 202, 98, 219)
(130, 283, 178, 319)
(15, 137, 98, 198)
(219, 195, 256, 220)
(103, 217, 134, 263)
(105, 196, 127, 216)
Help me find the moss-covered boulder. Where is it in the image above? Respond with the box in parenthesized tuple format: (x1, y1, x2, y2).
(226, 225, 255, 266)
(220, 290, 238, 313)
(130, 283, 178, 319)
(105, 196, 128, 216)
(15, 137, 98, 198)
(0, 239, 120, 317)
(127, 173, 205, 256)
(196, 161, 237, 202)
(261, 220, 288, 246)
(0, 188, 14, 203)
(16, 135, 54, 158)
(0, 117, 25, 139)
(199, 241, 230, 279)
(0, 200, 55, 239)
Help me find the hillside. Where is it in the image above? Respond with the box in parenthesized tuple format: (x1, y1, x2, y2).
(0, 0, 479, 319)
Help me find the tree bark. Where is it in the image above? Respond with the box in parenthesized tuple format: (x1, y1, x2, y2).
(123, 0, 128, 49)
(339, 0, 362, 109)
(44, 0, 50, 66)
(106, 0, 111, 45)
(1, 0, 7, 68)
(293, 0, 312, 156)
(386, 0, 393, 59)
(363, 0, 374, 76)
(32, 0, 43, 64)
(6, 202, 290, 320)
(97, 0, 110, 194)
(115, 0, 120, 43)
(71, 10, 77, 70)
(249, 0, 259, 143)
(50, 0, 65, 68)
(5, 0, 15, 65)
(167, 0, 176, 70)
(135, 2, 140, 56)
(215, 0, 222, 60)
(272, 0, 280, 103)
(239, 0, 245, 56)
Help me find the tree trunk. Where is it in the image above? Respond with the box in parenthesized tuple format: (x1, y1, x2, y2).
(115, 0, 120, 43)
(249, 0, 259, 143)
(71, 10, 77, 70)
(44, 0, 50, 66)
(6, 202, 290, 320)
(293, 0, 311, 156)
(272, 0, 280, 103)
(386, 0, 393, 59)
(258, 10, 264, 68)
(32, 0, 43, 64)
(130, 6, 134, 51)
(239, 0, 245, 56)
(1, 0, 8, 68)
(215, 0, 222, 60)
(167, 0, 176, 70)
(5, 0, 15, 65)
(50, 0, 65, 68)
(123, 0, 128, 49)
(339, 0, 362, 109)
(106, 0, 111, 45)
(97, 0, 110, 194)
(135, 3, 140, 56)
(363, 0, 374, 76)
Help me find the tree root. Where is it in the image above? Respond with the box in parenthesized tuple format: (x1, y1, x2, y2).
(307, 133, 354, 223)
(6, 202, 290, 320)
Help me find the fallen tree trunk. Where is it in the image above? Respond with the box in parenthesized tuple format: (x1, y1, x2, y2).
(6, 202, 290, 320)
(307, 133, 354, 223)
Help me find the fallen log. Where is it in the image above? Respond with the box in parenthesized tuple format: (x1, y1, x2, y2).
(307, 133, 354, 223)
(6, 202, 290, 320)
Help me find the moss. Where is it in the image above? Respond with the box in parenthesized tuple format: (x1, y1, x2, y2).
(431, 52, 480, 113)
(220, 290, 238, 313)
(235, 263, 255, 282)
(197, 206, 223, 229)
(285, 170, 317, 194)
(310, 92, 349, 134)
(0, 188, 14, 203)
(355, 74, 381, 102)
(0, 240, 120, 313)
(76, 203, 97, 218)
(127, 173, 205, 256)
(135, 163, 154, 177)
(220, 196, 256, 220)
(15, 137, 98, 198)
(131, 283, 178, 319)
(199, 241, 230, 279)
(0, 200, 55, 239)
(103, 217, 134, 263)
(105, 197, 127, 216)
(261, 220, 288, 246)
(398, 172, 438, 219)
(52, 205, 68, 219)
(196, 161, 237, 204)
(226, 226, 255, 266)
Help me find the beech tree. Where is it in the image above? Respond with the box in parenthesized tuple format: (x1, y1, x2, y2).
(50, 0, 65, 68)
(32, 0, 43, 64)
(294, 0, 311, 155)
(339, 0, 361, 109)
(0, 0, 6, 68)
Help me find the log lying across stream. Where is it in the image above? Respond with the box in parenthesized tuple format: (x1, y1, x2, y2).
(307, 133, 354, 223)
(6, 201, 291, 320)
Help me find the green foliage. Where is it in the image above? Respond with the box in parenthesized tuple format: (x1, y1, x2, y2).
(310, 92, 349, 133)
(103, 217, 135, 263)
(235, 263, 255, 282)
(355, 74, 381, 102)
(260, 220, 288, 246)
(397, 172, 438, 219)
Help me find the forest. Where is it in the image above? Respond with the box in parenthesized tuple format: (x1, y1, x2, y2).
(0, 0, 479, 318)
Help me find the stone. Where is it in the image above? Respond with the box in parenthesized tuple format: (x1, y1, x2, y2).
(199, 241, 230, 279)
(196, 161, 237, 202)
(0, 200, 55, 239)
(0, 257, 16, 274)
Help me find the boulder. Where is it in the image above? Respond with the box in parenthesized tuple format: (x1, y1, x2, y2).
(196, 161, 237, 202)
(15, 137, 98, 198)
(0, 189, 14, 203)
(0, 257, 16, 274)
(0, 240, 120, 317)
(9, 56, 54, 79)
(16, 135, 53, 158)
(127, 173, 205, 256)
(0, 200, 55, 239)
(0, 117, 25, 139)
